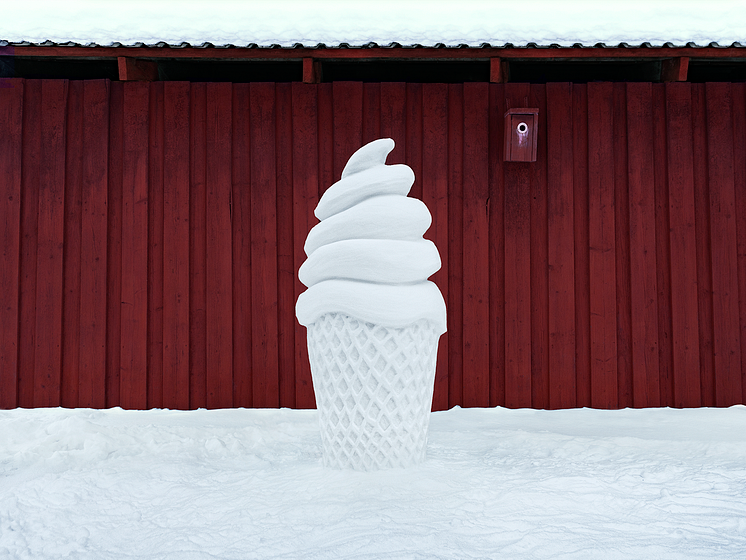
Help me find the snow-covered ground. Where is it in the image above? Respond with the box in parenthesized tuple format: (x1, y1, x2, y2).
(2, 406, 746, 559)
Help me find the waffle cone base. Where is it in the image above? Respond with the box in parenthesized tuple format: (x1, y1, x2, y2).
(307, 313, 439, 471)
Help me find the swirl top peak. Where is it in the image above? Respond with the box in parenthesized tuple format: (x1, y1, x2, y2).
(341, 138, 395, 178)
(315, 138, 414, 221)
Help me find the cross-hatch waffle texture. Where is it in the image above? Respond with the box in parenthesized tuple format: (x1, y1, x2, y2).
(307, 313, 439, 470)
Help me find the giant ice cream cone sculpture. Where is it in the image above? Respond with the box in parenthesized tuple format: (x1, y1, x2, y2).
(296, 138, 446, 470)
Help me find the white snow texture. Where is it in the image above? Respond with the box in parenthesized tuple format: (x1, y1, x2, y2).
(296, 138, 447, 333)
(308, 314, 439, 471)
(2, 405, 746, 559)
(297, 138, 446, 470)
(2, 1, 745, 47)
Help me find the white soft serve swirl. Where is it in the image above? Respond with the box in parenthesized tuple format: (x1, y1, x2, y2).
(296, 138, 447, 334)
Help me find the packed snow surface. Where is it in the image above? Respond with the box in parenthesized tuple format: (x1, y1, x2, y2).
(297, 139, 447, 333)
(2, 405, 746, 559)
(2, 0, 745, 47)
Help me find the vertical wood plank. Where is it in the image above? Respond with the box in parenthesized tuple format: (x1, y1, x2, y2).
(18, 80, 41, 409)
(0, 79, 23, 409)
(422, 83, 450, 411)
(362, 83, 380, 145)
(34, 79, 68, 407)
(665, 83, 700, 407)
(147, 82, 164, 409)
(653, 83, 675, 407)
(587, 82, 617, 409)
(573, 84, 591, 408)
(79, 80, 109, 409)
(706, 82, 742, 406)
(232, 83, 252, 408)
(488, 83, 506, 407)
(163, 81, 190, 410)
(106, 81, 123, 408)
(119, 81, 149, 410)
(546, 82, 576, 409)
(732, 84, 746, 405)
(613, 84, 633, 409)
(406, 83, 423, 202)
(691, 84, 715, 406)
(189, 83, 207, 409)
(627, 83, 661, 408)
(380, 82, 406, 164)
(332, 82, 363, 181)
(206, 82, 233, 409)
(318, 83, 334, 200)
(276, 82, 295, 409)
(447, 83, 464, 408)
(504, 83, 532, 408)
(61, 80, 83, 408)
(292, 82, 319, 409)
(462, 82, 490, 408)
(530, 84, 549, 410)
(250, 82, 279, 408)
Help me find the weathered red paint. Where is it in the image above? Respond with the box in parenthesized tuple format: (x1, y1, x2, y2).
(0, 79, 745, 411)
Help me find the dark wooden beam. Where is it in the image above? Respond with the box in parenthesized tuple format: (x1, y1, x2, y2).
(661, 57, 689, 81)
(11, 45, 746, 61)
(117, 57, 158, 81)
(302, 57, 320, 83)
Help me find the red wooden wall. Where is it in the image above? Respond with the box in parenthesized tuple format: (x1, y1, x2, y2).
(1, 78, 745, 410)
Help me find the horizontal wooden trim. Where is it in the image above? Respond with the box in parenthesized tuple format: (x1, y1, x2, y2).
(8, 46, 746, 61)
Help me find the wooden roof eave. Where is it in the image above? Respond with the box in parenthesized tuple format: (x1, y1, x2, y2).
(5, 44, 746, 62)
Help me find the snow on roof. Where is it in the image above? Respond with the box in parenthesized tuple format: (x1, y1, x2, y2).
(3, 0, 745, 49)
